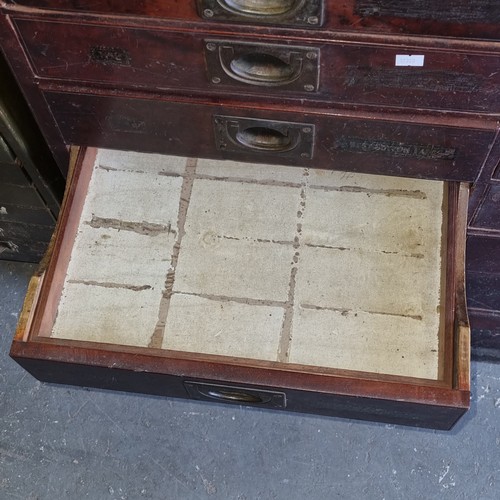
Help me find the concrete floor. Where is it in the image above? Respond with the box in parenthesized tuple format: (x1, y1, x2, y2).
(1, 260, 499, 500)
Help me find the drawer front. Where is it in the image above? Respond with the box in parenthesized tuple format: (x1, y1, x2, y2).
(43, 89, 493, 181)
(4, 1, 499, 39)
(206, 38, 499, 113)
(469, 311, 500, 361)
(196, 0, 324, 27)
(16, 20, 321, 98)
(467, 272, 500, 316)
(15, 19, 500, 113)
(0, 183, 47, 208)
(0, 163, 28, 185)
(0, 220, 53, 243)
(331, 46, 499, 114)
(0, 238, 49, 262)
(10, 352, 467, 430)
(184, 381, 287, 409)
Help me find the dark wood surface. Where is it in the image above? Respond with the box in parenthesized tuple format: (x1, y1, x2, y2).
(13, 17, 500, 113)
(41, 88, 495, 182)
(0, 13, 70, 175)
(0, 51, 61, 262)
(4, 0, 499, 39)
(10, 345, 468, 430)
(470, 185, 500, 232)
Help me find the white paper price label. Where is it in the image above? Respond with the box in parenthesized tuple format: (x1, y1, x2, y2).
(395, 55, 425, 67)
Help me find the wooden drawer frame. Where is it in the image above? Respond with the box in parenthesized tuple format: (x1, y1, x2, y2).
(10, 147, 471, 429)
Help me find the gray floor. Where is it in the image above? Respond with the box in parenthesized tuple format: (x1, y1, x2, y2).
(1, 260, 499, 500)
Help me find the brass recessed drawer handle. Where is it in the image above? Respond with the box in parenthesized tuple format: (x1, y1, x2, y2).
(218, 0, 300, 17)
(229, 53, 298, 86)
(235, 126, 295, 152)
(184, 381, 287, 408)
(203, 389, 266, 403)
(214, 115, 315, 159)
(206, 40, 320, 91)
(198, 0, 323, 27)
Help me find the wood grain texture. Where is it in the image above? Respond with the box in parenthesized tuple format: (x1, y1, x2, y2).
(41, 89, 495, 182)
(10, 349, 468, 429)
(12, 18, 500, 113)
(3, 0, 499, 39)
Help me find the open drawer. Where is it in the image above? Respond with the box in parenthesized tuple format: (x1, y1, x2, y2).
(11, 147, 470, 429)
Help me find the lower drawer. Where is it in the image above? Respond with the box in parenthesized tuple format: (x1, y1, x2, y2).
(42, 88, 494, 182)
(12, 147, 470, 429)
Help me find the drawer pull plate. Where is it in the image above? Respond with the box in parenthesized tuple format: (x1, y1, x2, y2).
(197, 0, 323, 26)
(185, 381, 286, 408)
(206, 40, 319, 91)
(214, 115, 315, 159)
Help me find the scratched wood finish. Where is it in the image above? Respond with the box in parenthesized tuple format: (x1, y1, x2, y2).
(13, 18, 500, 114)
(4, 0, 499, 39)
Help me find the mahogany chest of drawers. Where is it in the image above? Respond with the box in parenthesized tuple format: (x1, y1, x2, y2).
(1, 0, 499, 428)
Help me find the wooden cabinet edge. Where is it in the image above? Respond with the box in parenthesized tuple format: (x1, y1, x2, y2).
(454, 183, 471, 393)
(12, 145, 82, 343)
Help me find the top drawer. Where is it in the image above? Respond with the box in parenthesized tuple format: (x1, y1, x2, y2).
(14, 19, 500, 114)
(4, 0, 500, 39)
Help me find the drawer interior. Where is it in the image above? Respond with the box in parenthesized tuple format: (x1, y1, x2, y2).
(32, 148, 457, 382)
